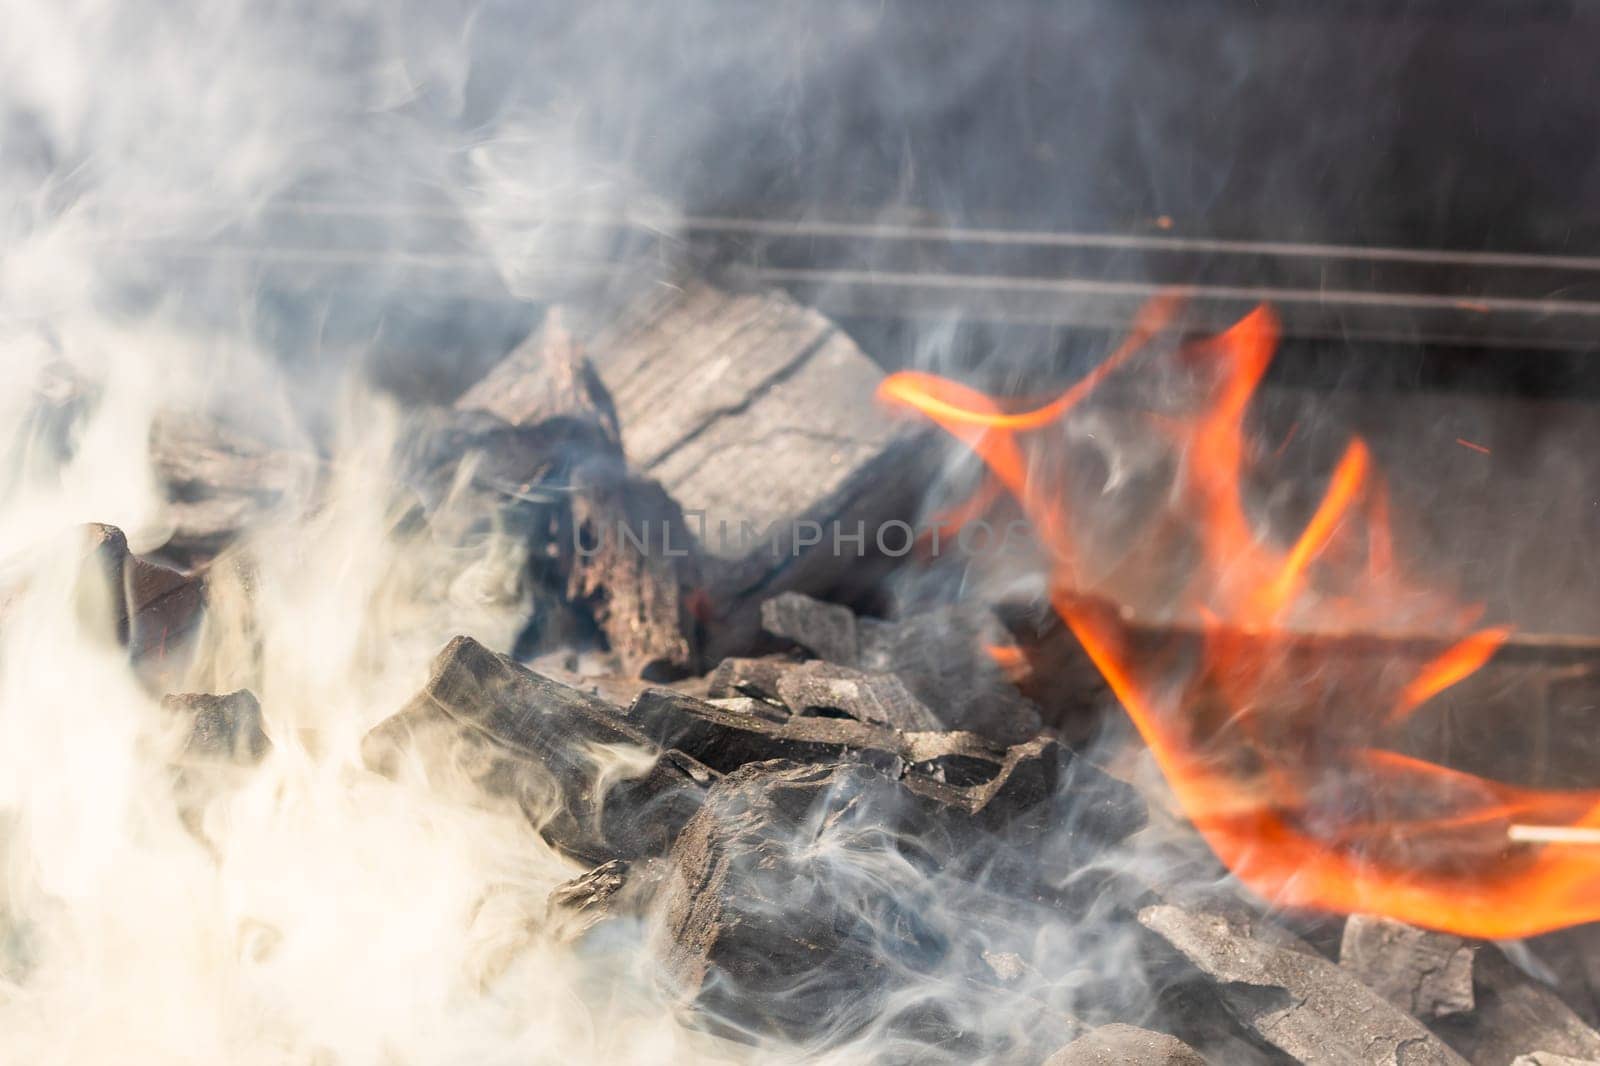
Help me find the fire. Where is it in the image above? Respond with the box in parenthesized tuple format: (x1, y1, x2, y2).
(880, 299, 1600, 939)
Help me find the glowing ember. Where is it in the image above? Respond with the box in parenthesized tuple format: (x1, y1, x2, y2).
(879, 299, 1600, 939)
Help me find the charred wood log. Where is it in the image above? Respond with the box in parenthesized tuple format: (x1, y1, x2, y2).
(80, 523, 205, 664)
(1341, 915, 1600, 1066)
(1043, 1023, 1207, 1066)
(1139, 902, 1470, 1066)
(651, 757, 1094, 1055)
(708, 652, 943, 732)
(760, 591, 860, 665)
(364, 636, 716, 865)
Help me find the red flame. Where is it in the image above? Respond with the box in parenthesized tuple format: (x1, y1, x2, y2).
(879, 299, 1600, 938)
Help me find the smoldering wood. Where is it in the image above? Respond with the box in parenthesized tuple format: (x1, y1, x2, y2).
(626, 689, 1145, 871)
(653, 759, 924, 1043)
(1139, 902, 1471, 1066)
(1042, 1023, 1208, 1066)
(163, 689, 269, 765)
(705, 657, 795, 705)
(364, 636, 717, 865)
(585, 282, 932, 658)
(1339, 915, 1478, 1021)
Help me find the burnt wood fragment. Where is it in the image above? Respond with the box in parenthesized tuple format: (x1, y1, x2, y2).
(163, 689, 269, 765)
(1139, 902, 1470, 1066)
(545, 859, 667, 945)
(81, 523, 205, 662)
(651, 759, 954, 1044)
(705, 657, 794, 704)
(774, 661, 944, 732)
(760, 591, 860, 665)
(364, 636, 715, 864)
(626, 689, 1144, 866)
(1043, 1023, 1207, 1066)
(1340, 914, 1600, 1065)
(858, 602, 1043, 744)
(1340, 915, 1478, 1021)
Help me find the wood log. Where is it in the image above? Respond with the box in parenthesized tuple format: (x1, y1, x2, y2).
(585, 282, 931, 656)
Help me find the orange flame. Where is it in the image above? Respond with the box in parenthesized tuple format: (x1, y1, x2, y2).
(879, 299, 1600, 938)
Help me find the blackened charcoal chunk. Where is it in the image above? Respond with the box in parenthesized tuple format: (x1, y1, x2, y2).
(774, 661, 943, 732)
(859, 603, 1042, 744)
(1340, 915, 1477, 1021)
(364, 637, 714, 865)
(1139, 903, 1469, 1066)
(654, 760, 952, 1044)
(1043, 1024, 1207, 1066)
(706, 657, 793, 704)
(1342, 914, 1600, 1066)
(163, 690, 269, 765)
(760, 592, 859, 665)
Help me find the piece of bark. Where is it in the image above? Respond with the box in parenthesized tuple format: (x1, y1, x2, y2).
(773, 660, 944, 732)
(760, 591, 860, 665)
(163, 689, 269, 765)
(455, 309, 621, 446)
(1340, 915, 1478, 1021)
(588, 282, 930, 655)
(563, 462, 699, 679)
(363, 636, 715, 865)
(1043, 1023, 1207, 1066)
(1139, 903, 1470, 1066)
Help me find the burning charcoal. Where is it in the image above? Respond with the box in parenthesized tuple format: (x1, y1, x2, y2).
(149, 414, 315, 562)
(163, 689, 269, 765)
(1340, 915, 1478, 1021)
(1043, 1023, 1207, 1066)
(760, 591, 859, 665)
(587, 282, 930, 657)
(773, 660, 944, 732)
(652, 759, 954, 1043)
(456, 310, 622, 446)
(547, 859, 642, 944)
(858, 602, 1043, 744)
(1139, 903, 1470, 1066)
(364, 636, 715, 865)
